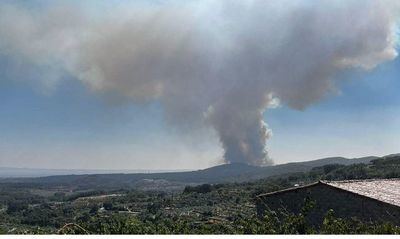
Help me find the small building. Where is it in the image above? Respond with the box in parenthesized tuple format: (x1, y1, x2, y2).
(256, 179, 400, 226)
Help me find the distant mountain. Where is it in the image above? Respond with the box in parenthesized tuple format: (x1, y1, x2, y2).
(382, 153, 400, 158)
(281, 156, 379, 168)
(0, 154, 388, 190)
(0, 167, 190, 178)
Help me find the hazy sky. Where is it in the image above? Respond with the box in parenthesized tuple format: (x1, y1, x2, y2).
(0, 0, 399, 170)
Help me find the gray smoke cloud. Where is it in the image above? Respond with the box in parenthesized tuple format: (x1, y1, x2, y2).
(0, 0, 399, 165)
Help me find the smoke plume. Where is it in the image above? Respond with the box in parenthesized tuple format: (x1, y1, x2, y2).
(0, 1, 399, 165)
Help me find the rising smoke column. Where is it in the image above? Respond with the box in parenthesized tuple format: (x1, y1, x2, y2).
(0, 0, 398, 165)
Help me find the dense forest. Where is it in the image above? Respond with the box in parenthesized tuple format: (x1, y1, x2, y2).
(0, 155, 399, 234)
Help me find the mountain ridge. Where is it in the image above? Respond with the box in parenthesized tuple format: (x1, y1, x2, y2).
(0, 155, 381, 178)
(0, 154, 391, 191)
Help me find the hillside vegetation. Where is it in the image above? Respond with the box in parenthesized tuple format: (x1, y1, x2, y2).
(0, 155, 398, 234)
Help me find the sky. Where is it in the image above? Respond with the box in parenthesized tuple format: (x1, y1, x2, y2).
(0, 0, 399, 170)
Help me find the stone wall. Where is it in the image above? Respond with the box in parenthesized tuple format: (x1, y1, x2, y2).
(256, 182, 400, 226)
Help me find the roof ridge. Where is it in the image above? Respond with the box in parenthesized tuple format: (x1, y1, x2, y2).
(322, 178, 400, 184)
(256, 181, 321, 198)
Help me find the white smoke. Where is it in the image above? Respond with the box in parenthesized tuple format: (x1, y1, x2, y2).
(0, 0, 398, 165)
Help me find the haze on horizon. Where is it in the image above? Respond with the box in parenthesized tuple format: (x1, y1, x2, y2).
(0, 0, 399, 171)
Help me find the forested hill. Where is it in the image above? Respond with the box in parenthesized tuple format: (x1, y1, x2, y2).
(0, 155, 385, 190)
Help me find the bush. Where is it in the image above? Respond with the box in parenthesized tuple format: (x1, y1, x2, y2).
(183, 184, 213, 194)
